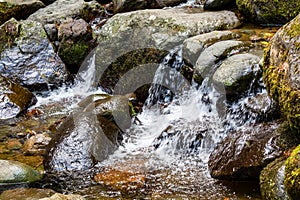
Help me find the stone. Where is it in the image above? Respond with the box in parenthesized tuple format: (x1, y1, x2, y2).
(284, 145, 300, 199)
(182, 30, 239, 66)
(0, 0, 45, 25)
(40, 193, 86, 200)
(204, 0, 235, 10)
(236, 0, 300, 25)
(193, 40, 248, 84)
(28, 0, 104, 25)
(0, 18, 69, 91)
(260, 158, 289, 200)
(0, 160, 42, 184)
(23, 133, 52, 155)
(208, 121, 296, 180)
(0, 188, 55, 200)
(212, 53, 261, 100)
(262, 13, 300, 130)
(0, 75, 36, 119)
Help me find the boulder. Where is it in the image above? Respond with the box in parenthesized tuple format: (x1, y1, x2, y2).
(57, 18, 95, 73)
(0, 18, 69, 91)
(39, 193, 86, 200)
(193, 40, 249, 84)
(260, 158, 289, 200)
(262, 13, 300, 130)
(208, 121, 297, 180)
(284, 145, 300, 199)
(27, 0, 104, 25)
(0, 160, 42, 184)
(204, 0, 235, 10)
(236, 0, 300, 25)
(0, 0, 45, 25)
(0, 75, 36, 119)
(0, 188, 55, 200)
(182, 30, 239, 66)
(212, 53, 261, 100)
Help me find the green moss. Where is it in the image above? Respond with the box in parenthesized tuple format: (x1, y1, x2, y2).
(284, 145, 300, 199)
(58, 41, 89, 67)
(286, 18, 300, 38)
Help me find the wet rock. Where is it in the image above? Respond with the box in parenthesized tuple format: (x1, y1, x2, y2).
(0, 75, 36, 119)
(112, 0, 186, 13)
(236, 0, 300, 25)
(0, 188, 55, 200)
(44, 23, 57, 41)
(182, 30, 239, 66)
(260, 157, 289, 200)
(0, 159, 42, 184)
(0, 0, 45, 25)
(204, 0, 235, 10)
(28, 0, 104, 25)
(284, 145, 300, 199)
(262, 13, 300, 130)
(58, 18, 95, 73)
(23, 133, 52, 156)
(0, 18, 69, 91)
(40, 193, 86, 200)
(208, 121, 296, 180)
(193, 40, 249, 84)
(212, 53, 261, 100)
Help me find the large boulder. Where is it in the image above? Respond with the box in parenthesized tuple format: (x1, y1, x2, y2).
(208, 121, 297, 180)
(0, 0, 45, 25)
(0, 75, 36, 119)
(262, 13, 300, 130)
(236, 0, 300, 25)
(0, 18, 68, 91)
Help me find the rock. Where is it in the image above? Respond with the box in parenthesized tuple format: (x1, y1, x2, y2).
(0, 160, 42, 184)
(0, 0, 45, 25)
(260, 158, 289, 200)
(0, 75, 36, 119)
(204, 0, 235, 10)
(182, 30, 239, 66)
(212, 53, 261, 100)
(193, 40, 249, 84)
(57, 18, 95, 73)
(208, 121, 296, 180)
(40, 193, 86, 200)
(262, 13, 300, 130)
(28, 0, 104, 25)
(0, 18, 69, 91)
(0, 188, 55, 200)
(23, 133, 52, 156)
(236, 0, 300, 25)
(284, 145, 300, 199)
(44, 95, 130, 172)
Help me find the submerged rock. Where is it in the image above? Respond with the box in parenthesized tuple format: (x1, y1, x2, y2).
(0, 0, 45, 25)
(0, 18, 68, 91)
(212, 53, 261, 100)
(208, 121, 296, 180)
(260, 158, 289, 200)
(284, 145, 300, 199)
(262, 13, 300, 131)
(0, 188, 55, 200)
(0, 75, 36, 119)
(236, 0, 300, 25)
(0, 160, 42, 184)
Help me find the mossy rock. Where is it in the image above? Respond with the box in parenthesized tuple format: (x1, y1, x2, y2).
(262, 13, 300, 131)
(284, 145, 300, 199)
(236, 0, 300, 25)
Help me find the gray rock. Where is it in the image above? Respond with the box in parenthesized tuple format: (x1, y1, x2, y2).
(212, 53, 260, 99)
(204, 0, 235, 10)
(0, 0, 45, 25)
(182, 30, 239, 66)
(0, 75, 36, 119)
(0, 160, 42, 184)
(0, 18, 68, 91)
(194, 40, 248, 84)
(28, 0, 103, 25)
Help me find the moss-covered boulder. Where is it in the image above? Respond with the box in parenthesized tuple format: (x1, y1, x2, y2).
(236, 0, 300, 25)
(284, 145, 300, 199)
(0, 75, 36, 119)
(0, 0, 45, 25)
(262, 13, 300, 131)
(0, 18, 68, 91)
